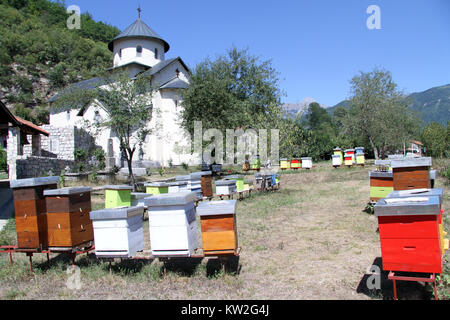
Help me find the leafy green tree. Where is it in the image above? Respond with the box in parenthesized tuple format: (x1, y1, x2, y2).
(421, 122, 448, 158)
(54, 70, 156, 188)
(341, 68, 420, 159)
(180, 46, 283, 136)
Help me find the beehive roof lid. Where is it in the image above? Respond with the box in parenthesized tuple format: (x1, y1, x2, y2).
(390, 157, 432, 168)
(44, 187, 92, 196)
(175, 175, 191, 181)
(131, 192, 152, 200)
(147, 191, 197, 206)
(90, 206, 144, 220)
(197, 200, 237, 216)
(369, 171, 393, 178)
(224, 175, 244, 179)
(168, 181, 188, 186)
(301, 157, 312, 160)
(103, 185, 133, 190)
(375, 160, 391, 166)
(374, 195, 440, 216)
(385, 188, 443, 203)
(215, 180, 236, 186)
(144, 182, 169, 187)
(10, 176, 60, 189)
(190, 171, 212, 179)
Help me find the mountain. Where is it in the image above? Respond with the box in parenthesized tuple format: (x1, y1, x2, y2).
(327, 84, 450, 126)
(282, 98, 328, 119)
(0, 0, 120, 124)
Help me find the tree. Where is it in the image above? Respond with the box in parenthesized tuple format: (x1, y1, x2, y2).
(342, 68, 420, 159)
(421, 122, 448, 158)
(180, 46, 283, 136)
(54, 70, 157, 188)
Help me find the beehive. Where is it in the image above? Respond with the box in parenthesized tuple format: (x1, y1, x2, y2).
(44, 187, 93, 248)
(251, 156, 261, 171)
(10, 176, 59, 250)
(385, 188, 448, 256)
(391, 157, 432, 191)
(369, 171, 394, 202)
(280, 158, 290, 170)
(374, 196, 443, 273)
(333, 148, 343, 163)
(301, 157, 312, 169)
(332, 155, 342, 167)
(430, 170, 437, 188)
(168, 181, 188, 194)
(243, 178, 252, 191)
(90, 206, 145, 258)
(145, 182, 169, 195)
(375, 159, 392, 172)
(104, 185, 133, 209)
(130, 192, 153, 208)
(216, 180, 237, 195)
(197, 200, 238, 256)
(290, 158, 301, 170)
(198, 171, 213, 198)
(225, 175, 244, 192)
(344, 149, 355, 166)
(148, 192, 198, 257)
(355, 147, 365, 165)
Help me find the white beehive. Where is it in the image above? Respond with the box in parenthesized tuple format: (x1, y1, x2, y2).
(168, 181, 189, 194)
(148, 192, 198, 257)
(301, 157, 313, 169)
(215, 180, 237, 195)
(332, 155, 342, 167)
(90, 206, 145, 258)
(131, 192, 153, 208)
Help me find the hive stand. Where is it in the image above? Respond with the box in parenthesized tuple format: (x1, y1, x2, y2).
(388, 271, 438, 300)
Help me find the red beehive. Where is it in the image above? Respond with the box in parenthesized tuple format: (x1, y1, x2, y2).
(374, 196, 443, 274)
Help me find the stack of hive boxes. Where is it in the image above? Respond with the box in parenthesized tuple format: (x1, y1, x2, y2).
(374, 193, 448, 274)
(90, 206, 145, 258)
(195, 171, 213, 198)
(44, 187, 94, 249)
(333, 148, 344, 164)
(280, 158, 290, 170)
(251, 155, 261, 171)
(225, 175, 244, 192)
(369, 171, 394, 202)
(344, 149, 355, 166)
(290, 158, 301, 170)
(148, 192, 198, 257)
(168, 181, 188, 194)
(10, 177, 59, 250)
(197, 200, 238, 256)
(355, 147, 365, 166)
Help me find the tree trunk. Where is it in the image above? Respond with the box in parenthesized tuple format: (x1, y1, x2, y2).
(368, 136, 379, 159)
(126, 149, 136, 190)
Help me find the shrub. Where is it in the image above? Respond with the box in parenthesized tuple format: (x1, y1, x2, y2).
(0, 146, 6, 172)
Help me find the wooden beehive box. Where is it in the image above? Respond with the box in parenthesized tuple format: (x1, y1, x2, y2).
(391, 157, 432, 191)
(344, 149, 355, 166)
(10, 177, 59, 250)
(104, 185, 133, 209)
(369, 171, 394, 202)
(374, 196, 443, 273)
(44, 187, 93, 248)
(301, 157, 312, 169)
(216, 180, 237, 195)
(90, 206, 145, 258)
(145, 182, 169, 195)
(148, 192, 198, 257)
(197, 171, 213, 198)
(197, 200, 238, 256)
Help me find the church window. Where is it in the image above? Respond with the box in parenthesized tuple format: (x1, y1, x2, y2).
(155, 48, 159, 59)
(137, 45, 143, 56)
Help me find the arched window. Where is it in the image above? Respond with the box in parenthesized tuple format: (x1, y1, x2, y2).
(154, 48, 158, 59)
(136, 45, 143, 56)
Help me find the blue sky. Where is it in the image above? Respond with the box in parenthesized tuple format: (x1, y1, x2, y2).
(61, 0, 450, 106)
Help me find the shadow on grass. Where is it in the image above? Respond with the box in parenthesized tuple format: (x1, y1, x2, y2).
(206, 256, 241, 277)
(356, 257, 436, 300)
(160, 257, 204, 277)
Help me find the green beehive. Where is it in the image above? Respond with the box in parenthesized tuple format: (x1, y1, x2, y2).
(144, 182, 169, 195)
(104, 185, 133, 209)
(251, 155, 261, 170)
(225, 175, 245, 192)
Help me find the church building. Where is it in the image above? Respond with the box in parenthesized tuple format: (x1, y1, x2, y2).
(48, 10, 194, 171)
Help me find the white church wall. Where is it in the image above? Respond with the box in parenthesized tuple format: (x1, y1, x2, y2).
(113, 38, 165, 68)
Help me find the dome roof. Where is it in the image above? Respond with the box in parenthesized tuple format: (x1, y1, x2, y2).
(108, 18, 170, 53)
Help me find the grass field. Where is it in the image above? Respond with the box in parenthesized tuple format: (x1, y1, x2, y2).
(0, 160, 448, 300)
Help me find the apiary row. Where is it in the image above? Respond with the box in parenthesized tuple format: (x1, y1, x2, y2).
(332, 147, 365, 168)
(279, 158, 313, 170)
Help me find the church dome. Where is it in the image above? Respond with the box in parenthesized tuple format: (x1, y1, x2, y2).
(108, 18, 170, 53)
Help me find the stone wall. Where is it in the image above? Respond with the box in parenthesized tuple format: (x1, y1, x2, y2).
(41, 125, 76, 160)
(15, 157, 73, 179)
